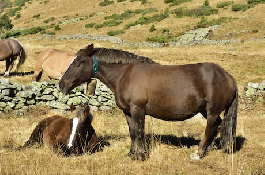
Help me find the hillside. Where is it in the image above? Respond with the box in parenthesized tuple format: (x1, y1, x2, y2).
(0, 1, 265, 175)
(4, 0, 265, 43)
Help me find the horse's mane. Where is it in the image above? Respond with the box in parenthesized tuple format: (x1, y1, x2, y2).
(93, 48, 155, 64)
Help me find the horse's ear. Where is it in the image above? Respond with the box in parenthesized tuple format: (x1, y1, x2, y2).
(84, 105, 90, 116)
(86, 44, 94, 56)
(70, 103, 76, 112)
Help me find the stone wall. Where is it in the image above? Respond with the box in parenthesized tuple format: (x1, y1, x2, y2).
(0, 78, 116, 115)
(241, 80, 265, 104)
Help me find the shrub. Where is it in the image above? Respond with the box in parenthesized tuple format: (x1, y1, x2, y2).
(107, 30, 125, 36)
(99, 0, 114, 6)
(149, 24, 156, 32)
(196, 17, 233, 28)
(0, 14, 13, 30)
(146, 35, 178, 43)
(7, 7, 21, 17)
(33, 14, 40, 19)
(216, 1, 234, 8)
(231, 4, 250, 11)
(185, 6, 218, 17)
(85, 23, 95, 28)
(248, 0, 265, 5)
(164, 0, 191, 6)
(118, 0, 126, 2)
(2, 25, 52, 38)
(204, 0, 209, 6)
(54, 25, 61, 30)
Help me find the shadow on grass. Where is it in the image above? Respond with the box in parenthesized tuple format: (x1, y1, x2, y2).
(214, 136, 246, 153)
(0, 71, 34, 77)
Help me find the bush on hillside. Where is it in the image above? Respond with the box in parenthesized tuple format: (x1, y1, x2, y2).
(216, 1, 234, 8)
(99, 0, 114, 6)
(164, 0, 191, 6)
(0, 14, 13, 30)
(231, 4, 251, 11)
(107, 30, 125, 36)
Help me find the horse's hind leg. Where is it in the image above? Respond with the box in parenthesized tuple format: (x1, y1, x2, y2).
(190, 112, 222, 160)
(4, 58, 14, 77)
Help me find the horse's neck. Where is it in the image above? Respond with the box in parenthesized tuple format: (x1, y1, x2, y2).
(97, 63, 128, 93)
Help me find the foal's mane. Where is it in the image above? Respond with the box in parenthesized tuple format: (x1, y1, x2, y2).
(93, 48, 155, 64)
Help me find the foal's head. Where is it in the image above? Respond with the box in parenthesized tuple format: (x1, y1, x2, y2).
(67, 104, 93, 149)
(59, 44, 94, 94)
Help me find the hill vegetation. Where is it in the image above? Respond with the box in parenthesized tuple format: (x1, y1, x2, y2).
(0, 0, 264, 174)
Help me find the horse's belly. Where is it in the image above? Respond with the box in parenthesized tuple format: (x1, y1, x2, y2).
(146, 100, 202, 121)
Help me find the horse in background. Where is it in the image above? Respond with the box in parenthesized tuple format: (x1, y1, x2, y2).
(0, 39, 26, 77)
(19, 105, 97, 155)
(59, 44, 238, 160)
(32, 48, 96, 95)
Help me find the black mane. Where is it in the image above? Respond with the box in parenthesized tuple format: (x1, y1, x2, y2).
(93, 48, 155, 64)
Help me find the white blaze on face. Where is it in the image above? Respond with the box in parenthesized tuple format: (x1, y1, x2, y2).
(67, 117, 79, 148)
(59, 56, 77, 82)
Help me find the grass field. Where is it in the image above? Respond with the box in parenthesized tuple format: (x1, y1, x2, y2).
(0, 0, 265, 174)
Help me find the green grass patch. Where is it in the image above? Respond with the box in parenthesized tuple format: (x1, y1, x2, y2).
(2, 25, 52, 38)
(231, 4, 251, 11)
(164, 0, 191, 6)
(171, 5, 218, 18)
(216, 1, 234, 8)
(99, 0, 114, 6)
(196, 17, 234, 28)
(125, 11, 169, 29)
(85, 23, 96, 28)
(107, 30, 125, 36)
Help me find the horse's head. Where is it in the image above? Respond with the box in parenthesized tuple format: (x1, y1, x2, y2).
(59, 44, 94, 94)
(67, 104, 93, 149)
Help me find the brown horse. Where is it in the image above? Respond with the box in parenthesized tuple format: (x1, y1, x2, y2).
(59, 44, 238, 160)
(32, 48, 96, 95)
(0, 38, 26, 76)
(19, 105, 97, 155)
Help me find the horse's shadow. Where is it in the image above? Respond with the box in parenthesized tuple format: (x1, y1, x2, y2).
(144, 134, 245, 156)
(0, 71, 34, 77)
(94, 134, 245, 157)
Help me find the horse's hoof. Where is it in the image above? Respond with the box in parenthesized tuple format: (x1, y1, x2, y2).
(126, 152, 146, 161)
(190, 150, 201, 160)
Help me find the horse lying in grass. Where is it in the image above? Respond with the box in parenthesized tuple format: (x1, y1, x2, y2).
(32, 48, 96, 95)
(59, 44, 238, 160)
(0, 39, 26, 77)
(19, 105, 97, 155)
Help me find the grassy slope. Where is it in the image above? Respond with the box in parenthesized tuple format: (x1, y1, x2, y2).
(0, 0, 265, 174)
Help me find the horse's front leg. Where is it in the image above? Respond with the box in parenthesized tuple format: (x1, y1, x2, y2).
(124, 105, 147, 161)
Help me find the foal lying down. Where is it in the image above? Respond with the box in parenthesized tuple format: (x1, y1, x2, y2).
(19, 105, 97, 155)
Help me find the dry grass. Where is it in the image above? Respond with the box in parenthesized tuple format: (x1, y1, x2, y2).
(0, 104, 265, 174)
(0, 0, 265, 174)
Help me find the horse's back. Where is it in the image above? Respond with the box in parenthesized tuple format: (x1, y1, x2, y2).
(38, 49, 75, 79)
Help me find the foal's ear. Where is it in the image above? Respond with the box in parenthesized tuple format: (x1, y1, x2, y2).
(84, 105, 90, 117)
(70, 103, 76, 112)
(86, 43, 94, 56)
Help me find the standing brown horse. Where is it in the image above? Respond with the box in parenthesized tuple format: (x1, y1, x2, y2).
(32, 48, 96, 95)
(59, 44, 238, 160)
(0, 39, 26, 76)
(19, 105, 97, 155)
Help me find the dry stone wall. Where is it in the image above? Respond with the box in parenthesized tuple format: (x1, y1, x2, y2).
(0, 78, 116, 115)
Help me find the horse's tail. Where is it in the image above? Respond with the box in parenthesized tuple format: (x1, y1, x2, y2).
(220, 90, 238, 153)
(17, 45, 26, 70)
